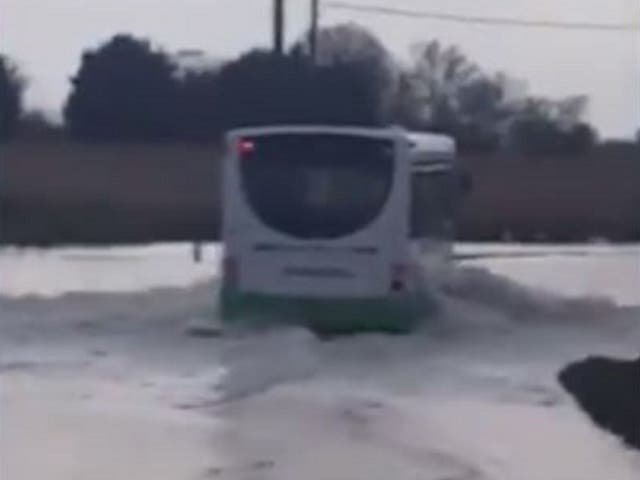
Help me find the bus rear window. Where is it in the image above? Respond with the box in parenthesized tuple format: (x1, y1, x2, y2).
(238, 134, 394, 239)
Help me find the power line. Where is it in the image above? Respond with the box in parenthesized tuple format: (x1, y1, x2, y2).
(324, 2, 640, 32)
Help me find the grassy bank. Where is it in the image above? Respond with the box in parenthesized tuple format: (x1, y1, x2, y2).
(1, 141, 638, 245)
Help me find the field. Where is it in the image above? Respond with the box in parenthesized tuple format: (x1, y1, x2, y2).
(1, 141, 638, 244)
(1, 142, 221, 244)
(458, 151, 640, 241)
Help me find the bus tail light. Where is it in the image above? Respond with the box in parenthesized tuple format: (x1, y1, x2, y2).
(391, 263, 409, 292)
(237, 139, 255, 156)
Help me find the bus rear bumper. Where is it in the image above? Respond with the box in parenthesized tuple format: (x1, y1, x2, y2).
(219, 286, 426, 335)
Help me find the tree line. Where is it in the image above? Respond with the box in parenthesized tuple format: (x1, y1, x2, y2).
(0, 23, 630, 154)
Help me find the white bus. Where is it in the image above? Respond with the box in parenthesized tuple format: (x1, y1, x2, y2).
(219, 125, 466, 333)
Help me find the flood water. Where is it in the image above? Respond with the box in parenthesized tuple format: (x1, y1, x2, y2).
(1, 243, 639, 479)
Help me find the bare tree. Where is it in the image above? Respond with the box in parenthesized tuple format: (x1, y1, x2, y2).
(407, 40, 479, 129)
(401, 41, 515, 150)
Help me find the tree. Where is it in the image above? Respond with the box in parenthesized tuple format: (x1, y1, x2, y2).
(294, 22, 393, 75)
(293, 23, 397, 122)
(555, 95, 589, 128)
(401, 40, 596, 154)
(209, 46, 387, 134)
(453, 73, 522, 151)
(209, 50, 308, 132)
(567, 123, 596, 154)
(17, 110, 64, 141)
(508, 95, 596, 155)
(457, 74, 515, 126)
(407, 40, 479, 130)
(175, 69, 220, 141)
(389, 71, 428, 129)
(0, 55, 24, 141)
(64, 34, 179, 141)
(401, 41, 515, 151)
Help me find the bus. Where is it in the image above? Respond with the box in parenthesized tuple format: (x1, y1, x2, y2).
(219, 125, 466, 334)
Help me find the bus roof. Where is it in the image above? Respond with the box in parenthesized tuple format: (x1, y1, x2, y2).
(226, 125, 456, 155)
(226, 125, 402, 142)
(406, 132, 456, 155)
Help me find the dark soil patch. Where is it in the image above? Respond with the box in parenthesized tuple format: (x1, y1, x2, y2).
(559, 355, 640, 450)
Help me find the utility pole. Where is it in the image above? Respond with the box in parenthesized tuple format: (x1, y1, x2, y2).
(309, 0, 320, 63)
(274, 0, 285, 55)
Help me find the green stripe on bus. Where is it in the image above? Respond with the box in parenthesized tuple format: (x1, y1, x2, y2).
(219, 286, 435, 335)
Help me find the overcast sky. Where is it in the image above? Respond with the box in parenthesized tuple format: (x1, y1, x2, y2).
(2, 0, 639, 138)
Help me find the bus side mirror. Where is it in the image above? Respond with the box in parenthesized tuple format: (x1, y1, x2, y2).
(459, 171, 473, 196)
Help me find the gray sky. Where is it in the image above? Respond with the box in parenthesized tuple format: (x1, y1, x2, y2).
(3, 0, 639, 138)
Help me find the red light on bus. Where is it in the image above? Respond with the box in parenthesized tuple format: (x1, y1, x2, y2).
(237, 139, 255, 156)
